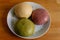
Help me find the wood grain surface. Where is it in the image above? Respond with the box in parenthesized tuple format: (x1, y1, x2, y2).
(0, 0, 60, 40)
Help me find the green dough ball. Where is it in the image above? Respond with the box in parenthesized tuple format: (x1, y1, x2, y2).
(14, 18, 35, 37)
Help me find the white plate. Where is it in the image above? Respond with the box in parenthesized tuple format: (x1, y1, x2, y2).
(7, 2, 51, 39)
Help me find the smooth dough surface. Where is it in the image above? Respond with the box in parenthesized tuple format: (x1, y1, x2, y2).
(14, 2, 32, 18)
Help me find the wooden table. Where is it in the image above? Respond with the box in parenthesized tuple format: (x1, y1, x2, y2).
(0, 0, 60, 40)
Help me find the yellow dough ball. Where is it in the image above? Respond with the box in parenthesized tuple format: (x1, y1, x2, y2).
(14, 2, 32, 18)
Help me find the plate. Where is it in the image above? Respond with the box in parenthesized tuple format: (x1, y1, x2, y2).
(7, 2, 51, 39)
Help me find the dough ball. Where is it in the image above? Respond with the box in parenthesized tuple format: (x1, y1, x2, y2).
(14, 2, 32, 18)
(32, 9, 49, 25)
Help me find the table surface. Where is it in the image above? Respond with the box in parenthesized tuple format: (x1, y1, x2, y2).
(0, 0, 60, 40)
